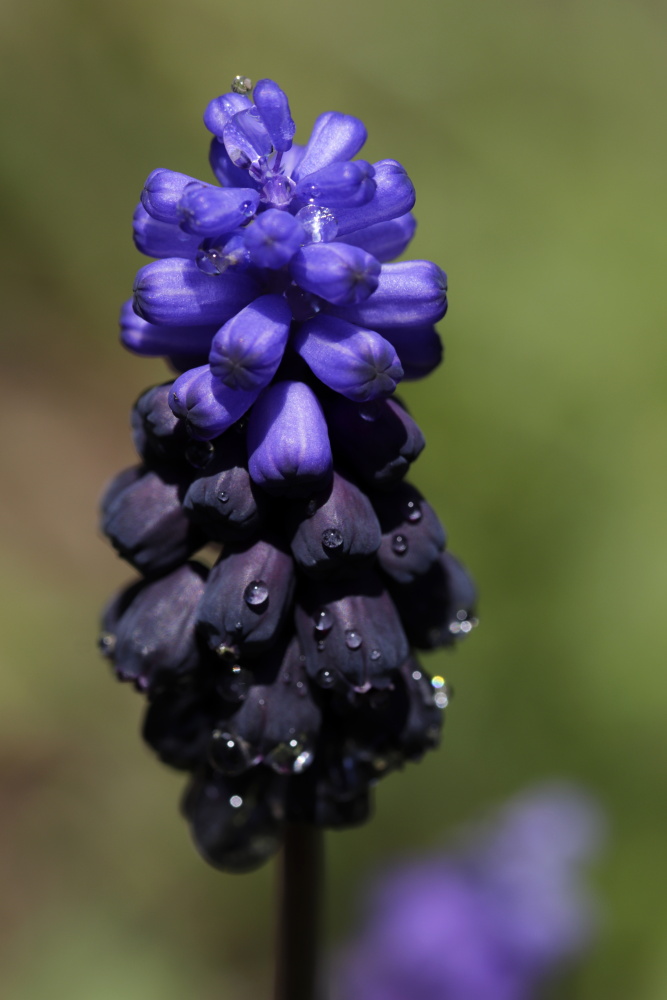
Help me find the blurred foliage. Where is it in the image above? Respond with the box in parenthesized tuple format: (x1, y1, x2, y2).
(0, 0, 665, 996)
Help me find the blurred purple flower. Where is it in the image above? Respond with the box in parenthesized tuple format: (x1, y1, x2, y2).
(337, 784, 605, 1000)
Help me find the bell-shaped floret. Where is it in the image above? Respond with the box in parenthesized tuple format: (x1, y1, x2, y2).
(182, 765, 286, 872)
(182, 431, 265, 542)
(143, 681, 220, 771)
(287, 470, 382, 580)
(253, 79, 295, 152)
(209, 294, 292, 391)
(141, 169, 210, 224)
(295, 160, 376, 210)
(379, 323, 443, 379)
(203, 92, 253, 138)
(177, 183, 260, 237)
(247, 381, 333, 496)
(222, 107, 273, 169)
(197, 536, 295, 657)
(169, 364, 260, 440)
(290, 243, 380, 306)
(104, 562, 207, 691)
(294, 570, 408, 692)
(119, 299, 218, 358)
(341, 212, 416, 263)
(243, 210, 304, 269)
(371, 481, 446, 585)
(335, 161, 415, 237)
(100, 465, 204, 576)
(329, 260, 448, 329)
(133, 204, 200, 259)
(294, 315, 403, 401)
(325, 396, 425, 488)
(389, 551, 477, 649)
(133, 258, 260, 327)
(131, 382, 188, 466)
(209, 638, 321, 777)
(293, 112, 367, 181)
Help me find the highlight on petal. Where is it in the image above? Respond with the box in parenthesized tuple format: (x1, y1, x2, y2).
(290, 243, 381, 306)
(294, 112, 367, 181)
(222, 107, 273, 169)
(208, 294, 292, 391)
(203, 92, 253, 138)
(294, 315, 403, 401)
(132, 258, 260, 327)
(253, 79, 295, 153)
(178, 183, 260, 237)
(247, 380, 333, 495)
(329, 260, 448, 329)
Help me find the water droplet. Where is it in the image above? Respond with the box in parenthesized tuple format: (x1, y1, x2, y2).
(209, 730, 253, 776)
(321, 527, 343, 551)
(313, 608, 333, 633)
(215, 644, 238, 661)
(296, 204, 338, 243)
(434, 690, 449, 709)
(218, 665, 252, 702)
(231, 75, 252, 95)
(244, 580, 269, 607)
(456, 609, 468, 621)
(358, 404, 378, 422)
(345, 629, 362, 650)
(217, 490, 230, 504)
(460, 620, 473, 634)
(316, 639, 326, 652)
(406, 500, 422, 522)
(316, 668, 336, 689)
(229, 794, 244, 809)
(196, 247, 229, 275)
(411, 669, 422, 681)
(448, 621, 462, 634)
(98, 632, 116, 657)
(186, 440, 215, 469)
(369, 648, 382, 661)
(431, 675, 446, 690)
(266, 736, 313, 774)
(391, 534, 409, 555)
(295, 680, 307, 697)
(293, 748, 314, 773)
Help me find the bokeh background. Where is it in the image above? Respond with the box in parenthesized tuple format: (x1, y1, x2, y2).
(1, 0, 666, 996)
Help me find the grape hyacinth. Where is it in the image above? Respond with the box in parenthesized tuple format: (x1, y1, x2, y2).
(100, 75, 477, 876)
(337, 785, 604, 1000)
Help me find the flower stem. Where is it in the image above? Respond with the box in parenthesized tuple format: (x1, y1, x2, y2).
(274, 823, 324, 1000)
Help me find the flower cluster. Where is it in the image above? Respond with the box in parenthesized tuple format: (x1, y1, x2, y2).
(100, 76, 477, 872)
(337, 785, 604, 1000)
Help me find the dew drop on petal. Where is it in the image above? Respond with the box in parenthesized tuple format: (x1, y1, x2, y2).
(391, 534, 409, 555)
(231, 75, 253, 95)
(316, 668, 336, 689)
(229, 794, 244, 808)
(313, 608, 334, 633)
(345, 629, 362, 650)
(321, 527, 343, 551)
(405, 500, 422, 522)
(244, 580, 269, 607)
(217, 490, 230, 504)
(370, 648, 382, 661)
(209, 730, 253, 776)
(98, 632, 116, 657)
(296, 204, 338, 243)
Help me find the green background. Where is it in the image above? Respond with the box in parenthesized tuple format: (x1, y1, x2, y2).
(1, 0, 665, 996)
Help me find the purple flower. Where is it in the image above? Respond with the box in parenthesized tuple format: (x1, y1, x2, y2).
(337, 785, 604, 1000)
(100, 74, 476, 874)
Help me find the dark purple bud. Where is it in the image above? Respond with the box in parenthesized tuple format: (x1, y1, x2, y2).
(325, 396, 425, 488)
(335, 161, 416, 237)
(295, 160, 376, 210)
(396, 658, 445, 759)
(290, 243, 380, 306)
(295, 570, 408, 692)
(177, 183, 260, 237)
(203, 92, 252, 138)
(197, 536, 295, 656)
(328, 260, 448, 329)
(222, 107, 273, 169)
(133, 258, 260, 327)
(294, 112, 367, 181)
(119, 299, 217, 358)
(253, 79, 295, 152)
(379, 324, 443, 379)
(287, 470, 382, 579)
(294, 315, 403, 401)
(243, 210, 305, 269)
(340, 211, 417, 263)
(371, 481, 446, 585)
(210, 638, 320, 777)
(169, 364, 260, 440)
(247, 381, 333, 496)
(182, 766, 285, 872)
(143, 683, 219, 770)
(209, 294, 292, 391)
(389, 551, 477, 650)
(105, 563, 207, 690)
(141, 168, 209, 224)
(133, 203, 200, 259)
(100, 465, 204, 576)
(209, 138, 261, 189)
(131, 382, 189, 465)
(182, 431, 265, 542)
